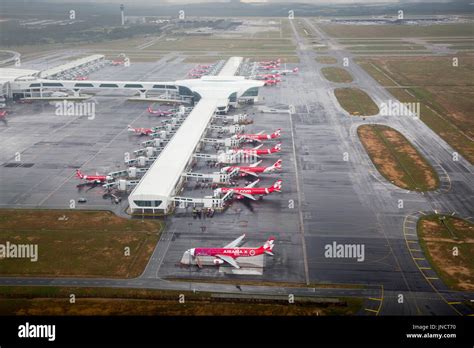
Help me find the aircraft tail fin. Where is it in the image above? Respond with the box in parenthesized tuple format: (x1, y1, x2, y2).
(273, 159, 282, 170)
(263, 237, 275, 256)
(75, 169, 84, 179)
(272, 180, 282, 192)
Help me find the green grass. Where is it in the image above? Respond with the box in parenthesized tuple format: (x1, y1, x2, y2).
(321, 67, 353, 83)
(417, 215, 474, 291)
(334, 87, 379, 116)
(351, 51, 429, 55)
(347, 45, 426, 51)
(427, 40, 474, 44)
(0, 209, 163, 278)
(337, 40, 407, 45)
(0, 286, 363, 316)
(319, 23, 474, 38)
(316, 56, 337, 64)
(144, 37, 295, 52)
(183, 55, 299, 63)
(356, 57, 474, 164)
(358, 125, 440, 191)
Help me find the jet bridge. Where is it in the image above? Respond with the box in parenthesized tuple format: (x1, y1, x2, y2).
(182, 168, 239, 184)
(133, 146, 164, 157)
(194, 152, 259, 164)
(213, 113, 252, 125)
(125, 156, 157, 167)
(108, 166, 149, 179)
(141, 138, 166, 148)
(202, 136, 243, 148)
(103, 179, 140, 191)
(210, 124, 245, 135)
(173, 190, 234, 210)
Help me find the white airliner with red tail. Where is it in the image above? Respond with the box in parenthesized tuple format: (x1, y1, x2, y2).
(221, 159, 282, 177)
(75, 170, 112, 184)
(127, 125, 154, 136)
(235, 129, 281, 143)
(227, 143, 281, 157)
(181, 234, 275, 269)
(147, 106, 173, 116)
(214, 179, 282, 200)
(272, 67, 299, 75)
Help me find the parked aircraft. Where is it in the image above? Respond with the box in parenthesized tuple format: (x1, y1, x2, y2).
(182, 234, 275, 269)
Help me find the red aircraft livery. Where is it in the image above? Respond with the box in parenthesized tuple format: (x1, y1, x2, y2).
(264, 79, 281, 86)
(259, 58, 281, 66)
(127, 125, 154, 136)
(228, 143, 281, 157)
(147, 106, 173, 116)
(75, 170, 111, 184)
(221, 159, 282, 177)
(183, 234, 275, 269)
(214, 179, 282, 200)
(236, 129, 281, 143)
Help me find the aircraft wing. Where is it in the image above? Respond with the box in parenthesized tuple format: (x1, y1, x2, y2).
(245, 180, 260, 188)
(223, 234, 246, 248)
(239, 192, 256, 200)
(253, 144, 263, 150)
(256, 131, 264, 135)
(250, 160, 262, 167)
(216, 254, 240, 269)
(241, 170, 258, 177)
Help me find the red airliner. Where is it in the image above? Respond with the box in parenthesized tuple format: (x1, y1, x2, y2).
(127, 125, 154, 136)
(264, 79, 281, 86)
(214, 179, 282, 200)
(236, 129, 281, 143)
(228, 143, 281, 157)
(221, 159, 282, 177)
(257, 73, 281, 80)
(259, 58, 281, 66)
(182, 234, 275, 269)
(147, 106, 173, 116)
(75, 170, 111, 184)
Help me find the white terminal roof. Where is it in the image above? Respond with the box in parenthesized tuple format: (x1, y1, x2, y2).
(129, 74, 264, 208)
(39, 54, 104, 78)
(218, 56, 243, 76)
(129, 98, 219, 201)
(0, 68, 39, 84)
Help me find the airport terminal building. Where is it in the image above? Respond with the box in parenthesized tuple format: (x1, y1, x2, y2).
(0, 56, 264, 215)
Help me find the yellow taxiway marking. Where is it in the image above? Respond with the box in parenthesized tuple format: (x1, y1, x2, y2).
(448, 302, 461, 305)
(419, 267, 431, 270)
(413, 257, 425, 261)
(426, 277, 439, 280)
(364, 308, 379, 313)
(368, 297, 382, 301)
